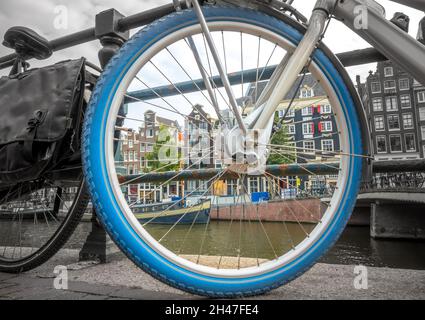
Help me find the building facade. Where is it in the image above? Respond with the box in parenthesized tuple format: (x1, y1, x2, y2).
(243, 75, 341, 194)
(362, 61, 424, 161)
(120, 110, 181, 203)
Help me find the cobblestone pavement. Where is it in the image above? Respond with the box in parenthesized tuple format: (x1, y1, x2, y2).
(1, 249, 425, 300)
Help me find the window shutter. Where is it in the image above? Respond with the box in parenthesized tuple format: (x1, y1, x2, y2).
(317, 105, 321, 114)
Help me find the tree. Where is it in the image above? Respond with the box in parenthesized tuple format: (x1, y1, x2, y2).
(145, 125, 181, 172)
(267, 113, 296, 165)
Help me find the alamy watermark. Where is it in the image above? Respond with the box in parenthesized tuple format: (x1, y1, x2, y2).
(53, 5, 69, 30)
(353, 265, 368, 290)
(53, 265, 68, 290)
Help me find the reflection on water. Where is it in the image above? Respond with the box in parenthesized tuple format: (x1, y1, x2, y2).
(1, 220, 424, 270)
(322, 226, 425, 270)
(145, 221, 316, 260)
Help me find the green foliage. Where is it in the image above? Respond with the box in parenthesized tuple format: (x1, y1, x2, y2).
(145, 125, 181, 172)
(267, 113, 296, 165)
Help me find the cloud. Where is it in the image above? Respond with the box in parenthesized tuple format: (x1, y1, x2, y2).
(0, 0, 423, 81)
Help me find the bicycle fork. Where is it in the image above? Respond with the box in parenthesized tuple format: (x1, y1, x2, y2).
(188, 0, 335, 171)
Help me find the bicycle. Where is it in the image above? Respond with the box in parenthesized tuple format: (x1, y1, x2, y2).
(3, 0, 425, 297)
(82, 0, 425, 297)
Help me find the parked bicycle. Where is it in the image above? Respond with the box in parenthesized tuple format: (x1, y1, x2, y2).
(1, 0, 424, 297)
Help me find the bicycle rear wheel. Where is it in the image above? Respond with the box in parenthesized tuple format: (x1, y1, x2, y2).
(0, 178, 89, 273)
(83, 6, 364, 297)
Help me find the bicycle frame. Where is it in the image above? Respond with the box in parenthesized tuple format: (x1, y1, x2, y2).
(246, 0, 425, 130)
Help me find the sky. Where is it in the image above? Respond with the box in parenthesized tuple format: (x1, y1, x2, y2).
(0, 0, 423, 80)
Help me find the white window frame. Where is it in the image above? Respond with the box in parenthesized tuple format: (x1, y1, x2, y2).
(287, 125, 296, 135)
(372, 98, 383, 112)
(400, 94, 411, 109)
(321, 140, 334, 153)
(421, 126, 425, 141)
(384, 67, 393, 77)
(321, 104, 332, 114)
(386, 96, 398, 112)
(300, 88, 314, 99)
(418, 91, 425, 103)
(301, 106, 313, 117)
(402, 113, 414, 130)
(302, 122, 314, 135)
(384, 80, 396, 90)
(404, 133, 416, 152)
(389, 135, 403, 153)
(399, 78, 410, 90)
(303, 141, 315, 154)
(374, 116, 385, 131)
(387, 114, 400, 131)
(419, 108, 425, 121)
(371, 82, 381, 93)
(376, 136, 387, 154)
(321, 121, 333, 132)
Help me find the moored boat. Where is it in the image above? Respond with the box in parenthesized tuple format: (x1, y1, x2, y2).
(133, 199, 211, 225)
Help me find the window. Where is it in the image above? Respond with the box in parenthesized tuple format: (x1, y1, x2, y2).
(374, 116, 385, 131)
(400, 95, 411, 109)
(287, 125, 296, 135)
(303, 141, 315, 153)
(376, 136, 387, 153)
(279, 108, 295, 118)
(129, 151, 134, 161)
(388, 115, 400, 131)
(405, 134, 416, 152)
(399, 78, 410, 90)
(371, 82, 381, 93)
(385, 96, 398, 111)
(302, 106, 314, 116)
(390, 135, 402, 153)
(320, 121, 333, 132)
(419, 108, 425, 121)
(227, 179, 238, 196)
(321, 140, 334, 153)
(384, 80, 396, 89)
(418, 91, 425, 103)
(402, 113, 414, 129)
(147, 129, 154, 138)
(249, 178, 260, 193)
(302, 123, 314, 135)
(421, 126, 425, 140)
(279, 109, 294, 118)
(123, 138, 128, 145)
(146, 145, 154, 152)
(372, 98, 383, 112)
(128, 140, 133, 148)
(300, 88, 314, 98)
(321, 104, 332, 114)
(124, 152, 128, 162)
(384, 67, 393, 77)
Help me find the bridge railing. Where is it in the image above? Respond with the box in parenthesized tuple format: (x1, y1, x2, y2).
(361, 172, 425, 193)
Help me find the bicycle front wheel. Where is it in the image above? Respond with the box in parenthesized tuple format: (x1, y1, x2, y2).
(83, 6, 364, 297)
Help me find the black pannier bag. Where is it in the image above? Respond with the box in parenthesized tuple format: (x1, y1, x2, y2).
(0, 58, 86, 186)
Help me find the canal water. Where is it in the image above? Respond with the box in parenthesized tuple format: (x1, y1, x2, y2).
(1, 220, 425, 270)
